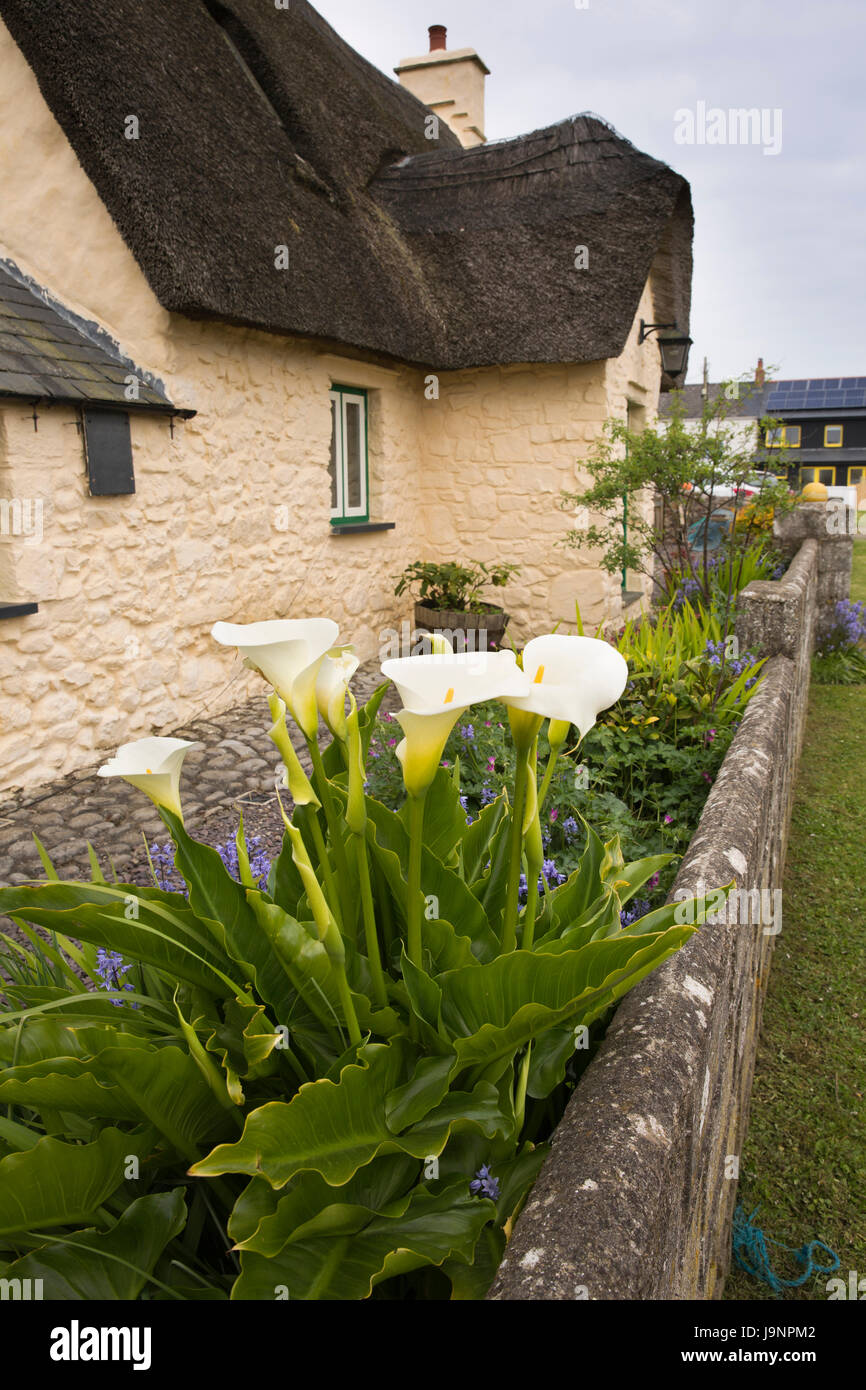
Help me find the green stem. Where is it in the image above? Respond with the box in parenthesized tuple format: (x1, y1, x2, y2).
(334, 965, 362, 1047)
(354, 831, 388, 1009)
(304, 805, 343, 933)
(537, 746, 560, 816)
(307, 737, 355, 930)
(501, 753, 530, 954)
(514, 1042, 532, 1138)
(406, 792, 426, 969)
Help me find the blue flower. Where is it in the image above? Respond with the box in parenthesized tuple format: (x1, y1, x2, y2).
(620, 898, 651, 929)
(479, 785, 496, 807)
(563, 816, 580, 840)
(94, 947, 139, 1007)
(470, 1164, 501, 1200)
(459, 724, 475, 741)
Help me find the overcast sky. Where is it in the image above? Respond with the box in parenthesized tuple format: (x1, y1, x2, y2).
(314, 0, 865, 385)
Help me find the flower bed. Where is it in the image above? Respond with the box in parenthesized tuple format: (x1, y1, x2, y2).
(0, 622, 724, 1301)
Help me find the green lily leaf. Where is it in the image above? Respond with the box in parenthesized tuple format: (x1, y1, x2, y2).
(0, 881, 241, 998)
(231, 1182, 495, 1300)
(0, 1128, 152, 1236)
(0, 1189, 187, 1300)
(440, 928, 695, 1072)
(161, 811, 295, 1018)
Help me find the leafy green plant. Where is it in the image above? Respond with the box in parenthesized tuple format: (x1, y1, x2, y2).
(394, 560, 519, 613)
(559, 374, 796, 624)
(0, 633, 720, 1302)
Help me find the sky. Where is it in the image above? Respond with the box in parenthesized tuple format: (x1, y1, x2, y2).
(313, 0, 865, 385)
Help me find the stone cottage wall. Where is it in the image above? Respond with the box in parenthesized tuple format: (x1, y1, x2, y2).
(416, 277, 664, 639)
(0, 17, 666, 793)
(489, 536, 824, 1300)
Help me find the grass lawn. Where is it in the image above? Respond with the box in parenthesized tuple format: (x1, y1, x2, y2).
(724, 539, 866, 1299)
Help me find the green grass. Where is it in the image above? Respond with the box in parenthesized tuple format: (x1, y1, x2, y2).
(724, 539, 866, 1299)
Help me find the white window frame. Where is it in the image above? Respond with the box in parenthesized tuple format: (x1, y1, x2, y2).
(328, 386, 368, 522)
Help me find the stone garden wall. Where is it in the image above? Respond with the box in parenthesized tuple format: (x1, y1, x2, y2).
(489, 513, 851, 1300)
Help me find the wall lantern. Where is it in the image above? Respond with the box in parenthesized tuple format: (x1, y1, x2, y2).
(638, 320, 693, 380)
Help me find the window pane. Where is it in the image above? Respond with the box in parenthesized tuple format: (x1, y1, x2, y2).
(345, 401, 362, 509)
(328, 398, 339, 512)
(826, 426, 842, 445)
(800, 468, 816, 484)
(849, 468, 864, 485)
(819, 468, 834, 485)
(785, 426, 801, 446)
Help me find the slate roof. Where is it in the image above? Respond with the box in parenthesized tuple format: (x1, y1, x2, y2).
(0, 0, 693, 373)
(0, 261, 184, 412)
(660, 380, 866, 420)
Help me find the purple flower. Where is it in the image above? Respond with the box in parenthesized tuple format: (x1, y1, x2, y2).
(549, 807, 559, 822)
(620, 898, 651, 929)
(470, 1164, 501, 1200)
(94, 947, 139, 1008)
(664, 813, 673, 824)
(479, 785, 496, 807)
(460, 724, 475, 741)
(563, 816, 580, 840)
(648, 872, 660, 890)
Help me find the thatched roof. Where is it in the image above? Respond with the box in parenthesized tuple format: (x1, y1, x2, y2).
(0, 0, 693, 372)
(0, 259, 186, 412)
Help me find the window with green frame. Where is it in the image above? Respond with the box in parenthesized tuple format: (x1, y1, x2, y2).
(328, 385, 369, 523)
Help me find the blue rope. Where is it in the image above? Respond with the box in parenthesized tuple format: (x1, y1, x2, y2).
(732, 1204, 840, 1293)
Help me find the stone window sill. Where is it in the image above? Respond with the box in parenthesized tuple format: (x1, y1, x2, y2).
(0, 602, 39, 620)
(330, 521, 396, 536)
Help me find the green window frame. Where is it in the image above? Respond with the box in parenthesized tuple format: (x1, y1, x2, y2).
(328, 385, 369, 523)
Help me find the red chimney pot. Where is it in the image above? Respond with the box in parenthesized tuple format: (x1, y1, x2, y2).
(429, 25, 447, 51)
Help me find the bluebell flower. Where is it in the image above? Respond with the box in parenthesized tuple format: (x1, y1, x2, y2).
(563, 816, 580, 840)
(479, 785, 496, 807)
(470, 1164, 501, 1200)
(459, 724, 475, 741)
(94, 947, 139, 1007)
(620, 898, 651, 929)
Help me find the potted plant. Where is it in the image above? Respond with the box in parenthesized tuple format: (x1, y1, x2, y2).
(394, 559, 520, 651)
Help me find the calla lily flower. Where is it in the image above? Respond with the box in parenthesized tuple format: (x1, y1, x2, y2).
(503, 634, 629, 740)
(211, 619, 338, 739)
(96, 737, 201, 820)
(315, 645, 360, 740)
(381, 650, 532, 798)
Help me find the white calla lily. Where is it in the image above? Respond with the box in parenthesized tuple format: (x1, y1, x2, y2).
(502, 634, 629, 740)
(211, 618, 339, 739)
(315, 645, 360, 739)
(381, 650, 532, 798)
(97, 737, 201, 820)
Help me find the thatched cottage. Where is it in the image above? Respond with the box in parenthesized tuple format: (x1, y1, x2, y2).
(0, 0, 693, 794)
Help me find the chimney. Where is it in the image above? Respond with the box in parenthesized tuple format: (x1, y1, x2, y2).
(755, 357, 765, 387)
(395, 26, 490, 147)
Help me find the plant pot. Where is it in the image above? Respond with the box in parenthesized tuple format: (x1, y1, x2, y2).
(413, 602, 509, 652)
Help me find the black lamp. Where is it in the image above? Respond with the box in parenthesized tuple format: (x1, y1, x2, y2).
(638, 320, 693, 380)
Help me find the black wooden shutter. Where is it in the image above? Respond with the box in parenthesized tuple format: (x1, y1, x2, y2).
(83, 410, 135, 495)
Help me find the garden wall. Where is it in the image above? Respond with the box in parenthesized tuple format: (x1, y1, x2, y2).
(489, 524, 849, 1300)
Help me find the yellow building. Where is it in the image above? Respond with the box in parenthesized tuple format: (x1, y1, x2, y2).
(0, 1, 693, 793)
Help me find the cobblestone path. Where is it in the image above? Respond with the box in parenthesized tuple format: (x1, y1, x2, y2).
(0, 664, 396, 887)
